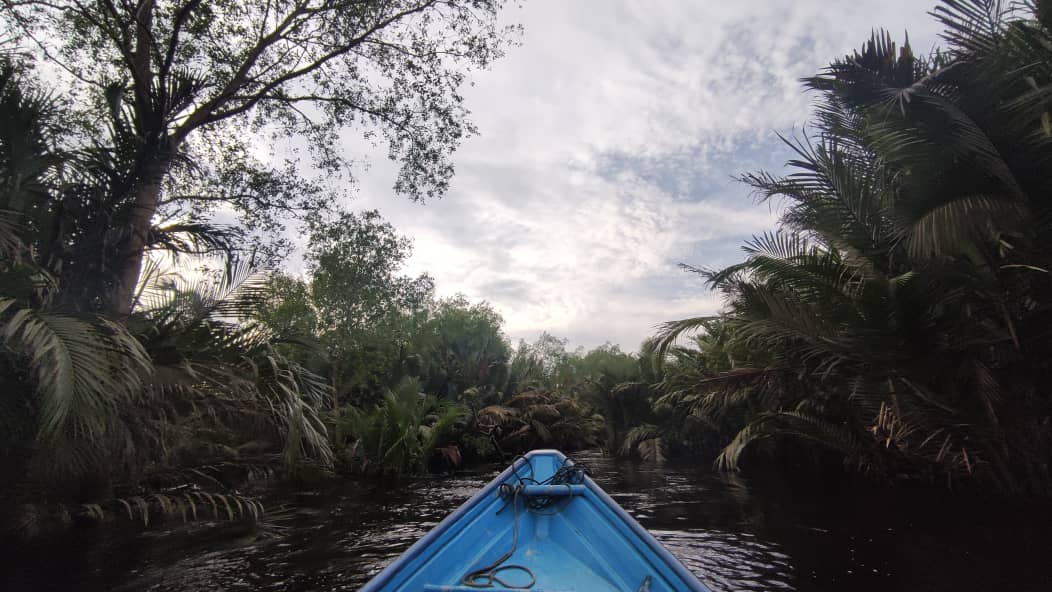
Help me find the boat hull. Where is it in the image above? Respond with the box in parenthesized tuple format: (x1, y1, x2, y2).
(360, 449, 709, 591)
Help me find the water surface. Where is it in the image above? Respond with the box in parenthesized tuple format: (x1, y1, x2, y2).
(4, 451, 1051, 591)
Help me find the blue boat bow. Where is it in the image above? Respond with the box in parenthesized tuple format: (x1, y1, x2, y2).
(360, 449, 710, 591)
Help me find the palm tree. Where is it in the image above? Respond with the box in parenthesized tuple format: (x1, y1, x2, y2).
(2, 59, 333, 509)
(1, 60, 153, 489)
(658, 1, 1052, 491)
(130, 260, 335, 475)
(335, 378, 467, 475)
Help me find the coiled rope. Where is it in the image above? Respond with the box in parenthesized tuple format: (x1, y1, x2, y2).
(460, 456, 589, 589)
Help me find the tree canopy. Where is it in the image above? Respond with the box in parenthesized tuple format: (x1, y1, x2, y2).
(1, 0, 515, 314)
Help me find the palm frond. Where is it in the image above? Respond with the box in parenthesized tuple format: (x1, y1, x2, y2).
(717, 411, 870, 471)
(477, 404, 517, 425)
(903, 193, 1026, 257)
(653, 315, 721, 364)
(1, 300, 151, 475)
(0, 209, 25, 259)
(146, 222, 243, 258)
(619, 424, 668, 463)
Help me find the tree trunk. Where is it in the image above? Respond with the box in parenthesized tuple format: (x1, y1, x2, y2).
(112, 174, 164, 317)
(109, 0, 166, 317)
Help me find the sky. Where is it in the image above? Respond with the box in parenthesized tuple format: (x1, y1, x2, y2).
(315, 0, 944, 351)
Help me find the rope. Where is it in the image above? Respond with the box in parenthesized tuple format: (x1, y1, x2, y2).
(461, 484, 535, 589)
(460, 456, 589, 589)
(519, 457, 588, 514)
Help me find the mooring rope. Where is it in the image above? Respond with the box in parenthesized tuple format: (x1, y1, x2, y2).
(460, 456, 589, 589)
(461, 483, 536, 589)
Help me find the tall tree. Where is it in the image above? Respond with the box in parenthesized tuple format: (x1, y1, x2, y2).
(0, 61, 333, 494)
(412, 295, 510, 399)
(307, 209, 433, 333)
(254, 273, 318, 338)
(305, 208, 433, 402)
(2, 0, 514, 314)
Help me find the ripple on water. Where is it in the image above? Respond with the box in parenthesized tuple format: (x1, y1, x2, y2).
(99, 458, 799, 592)
(17, 452, 1049, 592)
(651, 529, 795, 592)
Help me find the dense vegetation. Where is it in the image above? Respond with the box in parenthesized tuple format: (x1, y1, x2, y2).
(658, 1, 1052, 493)
(0, 0, 521, 536)
(3, 0, 1052, 544)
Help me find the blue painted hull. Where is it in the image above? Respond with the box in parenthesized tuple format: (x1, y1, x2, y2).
(360, 449, 710, 591)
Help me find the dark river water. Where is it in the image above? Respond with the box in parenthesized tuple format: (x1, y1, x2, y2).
(5, 451, 1052, 591)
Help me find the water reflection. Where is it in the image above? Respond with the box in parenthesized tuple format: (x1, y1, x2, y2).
(4, 451, 1052, 591)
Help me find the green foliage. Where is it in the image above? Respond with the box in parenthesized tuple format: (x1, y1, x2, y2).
(457, 432, 497, 462)
(0, 61, 334, 517)
(300, 210, 434, 404)
(574, 344, 652, 452)
(254, 274, 318, 338)
(658, 1, 1052, 492)
(82, 491, 265, 526)
(620, 425, 669, 464)
(476, 388, 605, 454)
(133, 263, 336, 475)
(2, 0, 515, 315)
(308, 211, 434, 333)
(411, 295, 511, 400)
(1, 300, 152, 479)
(0, 1, 521, 534)
(0, 62, 154, 484)
(335, 379, 467, 476)
(503, 340, 546, 395)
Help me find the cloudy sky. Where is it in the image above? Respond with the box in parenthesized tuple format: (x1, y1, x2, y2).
(327, 0, 943, 351)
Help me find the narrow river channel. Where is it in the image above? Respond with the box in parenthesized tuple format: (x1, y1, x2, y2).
(4, 450, 1051, 591)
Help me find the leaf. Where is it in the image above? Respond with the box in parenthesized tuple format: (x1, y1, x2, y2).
(231, 495, 244, 519)
(620, 425, 668, 463)
(82, 503, 105, 521)
(195, 492, 218, 518)
(904, 193, 1025, 257)
(184, 494, 198, 521)
(217, 494, 235, 520)
(117, 498, 134, 521)
(0, 305, 151, 477)
(151, 494, 171, 517)
(637, 438, 668, 464)
(477, 405, 517, 424)
(130, 496, 149, 526)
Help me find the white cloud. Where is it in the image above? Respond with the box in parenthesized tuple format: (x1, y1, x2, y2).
(333, 0, 944, 350)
